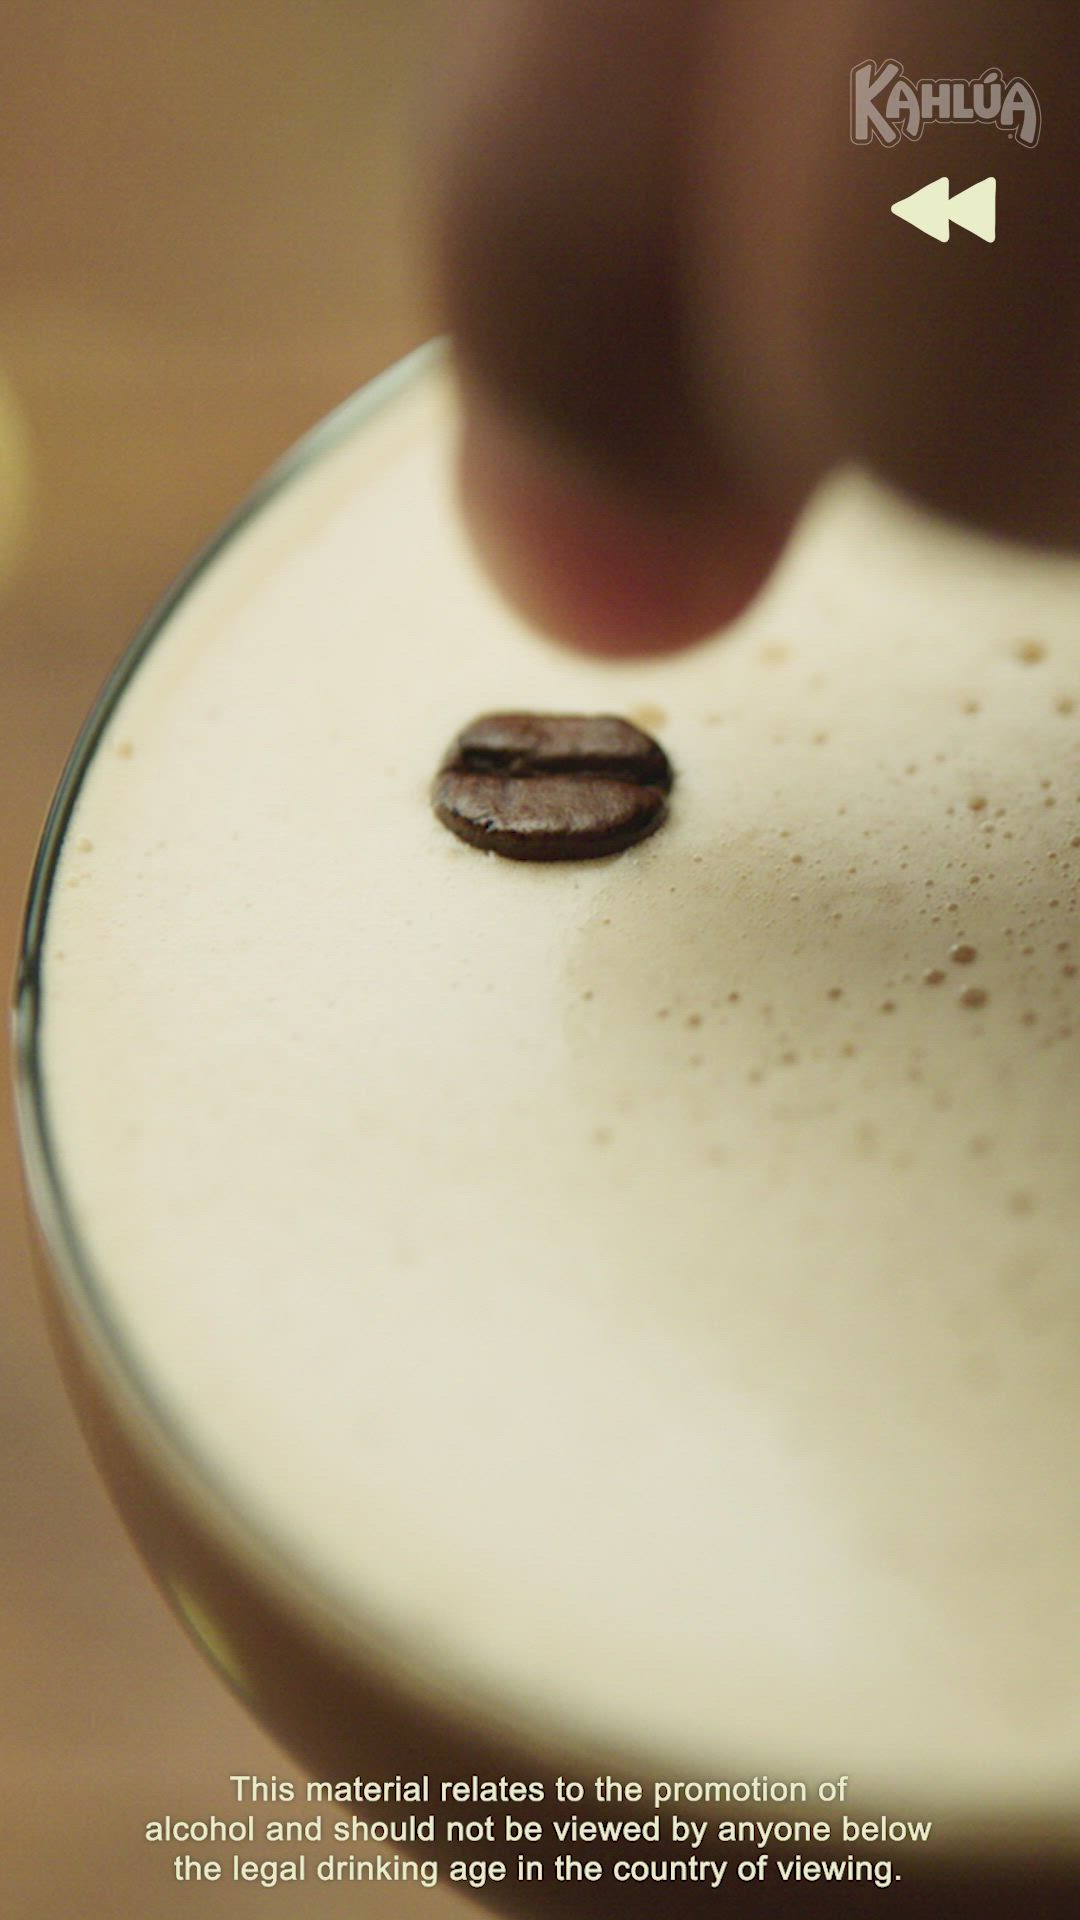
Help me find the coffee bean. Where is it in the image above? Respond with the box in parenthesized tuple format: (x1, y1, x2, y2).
(432, 712, 674, 861)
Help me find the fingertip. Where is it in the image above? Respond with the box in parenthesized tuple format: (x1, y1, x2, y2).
(456, 381, 793, 656)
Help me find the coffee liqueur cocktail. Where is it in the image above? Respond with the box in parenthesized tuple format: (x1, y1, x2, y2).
(16, 345, 1079, 1912)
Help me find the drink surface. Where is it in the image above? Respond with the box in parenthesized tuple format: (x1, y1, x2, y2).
(38, 356, 1079, 1817)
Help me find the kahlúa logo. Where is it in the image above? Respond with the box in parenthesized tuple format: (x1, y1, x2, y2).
(850, 61, 1041, 147)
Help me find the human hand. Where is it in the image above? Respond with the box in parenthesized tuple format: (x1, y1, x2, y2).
(429, 1, 1079, 654)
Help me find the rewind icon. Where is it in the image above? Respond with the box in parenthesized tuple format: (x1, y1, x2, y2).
(891, 177, 996, 243)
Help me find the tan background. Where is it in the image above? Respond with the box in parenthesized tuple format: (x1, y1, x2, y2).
(1, 5, 470, 1912)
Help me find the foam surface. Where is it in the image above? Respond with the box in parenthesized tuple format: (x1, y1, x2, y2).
(41, 359, 1080, 1811)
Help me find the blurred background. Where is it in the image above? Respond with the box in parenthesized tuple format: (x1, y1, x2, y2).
(1, 4, 469, 1911)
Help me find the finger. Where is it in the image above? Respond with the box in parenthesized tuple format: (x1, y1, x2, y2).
(430, 2, 1080, 657)
(429, 0, 799, 654)
(457, 377, 791, 656)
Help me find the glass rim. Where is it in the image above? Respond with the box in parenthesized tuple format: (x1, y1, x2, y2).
(6, 334, 555, 1741)
(11, 339, 1079, 1844)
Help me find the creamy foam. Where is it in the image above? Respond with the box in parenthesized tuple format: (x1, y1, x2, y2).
(40, 353, 1079, 1814)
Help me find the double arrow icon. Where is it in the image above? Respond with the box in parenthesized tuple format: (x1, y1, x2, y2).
(891, 176, 996, 243)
